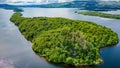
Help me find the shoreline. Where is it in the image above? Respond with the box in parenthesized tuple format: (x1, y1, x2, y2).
(78, 11, 120, 19)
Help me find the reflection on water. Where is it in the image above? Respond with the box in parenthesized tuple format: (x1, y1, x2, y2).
(0, 8, 120, 68)
(0, 58, 14, 68)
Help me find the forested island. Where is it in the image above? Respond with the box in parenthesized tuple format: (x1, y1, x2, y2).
(79, 11, 120, 19)
(10, 13, 119, 66)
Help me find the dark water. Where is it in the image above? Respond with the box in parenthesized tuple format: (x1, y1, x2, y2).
(0, 8, 120, 68)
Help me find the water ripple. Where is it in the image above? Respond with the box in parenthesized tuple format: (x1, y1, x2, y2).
(0, 59, 14, 68)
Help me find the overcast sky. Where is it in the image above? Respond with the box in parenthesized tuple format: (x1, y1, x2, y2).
(0, 0, 120, 3)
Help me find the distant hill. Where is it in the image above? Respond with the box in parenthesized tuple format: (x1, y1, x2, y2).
(0, 4, 23, 12)
(38, 1, 120, 11)
(0, 1, 120, 11)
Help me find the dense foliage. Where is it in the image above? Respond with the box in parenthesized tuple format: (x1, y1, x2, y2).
(79, 11, 120, 19)
(10, 12, 118, 66)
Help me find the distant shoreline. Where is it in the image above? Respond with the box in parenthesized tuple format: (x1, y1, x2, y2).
(79, 11, 120, 19)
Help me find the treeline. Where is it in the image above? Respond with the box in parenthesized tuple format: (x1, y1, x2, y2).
(79, 11, 120, 19)
(10, 13, 119, 66)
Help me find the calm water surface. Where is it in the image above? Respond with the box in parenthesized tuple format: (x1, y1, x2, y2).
(0, 8, 120, 68)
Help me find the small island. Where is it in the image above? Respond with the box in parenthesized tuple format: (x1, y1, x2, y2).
(13, 8, 23, 12)
(10, 13, 119, 66)
(79, 11, 120, 19)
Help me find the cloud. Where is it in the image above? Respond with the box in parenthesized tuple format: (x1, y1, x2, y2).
(0, 59, 14, 68)
(6, 0, 37, 3)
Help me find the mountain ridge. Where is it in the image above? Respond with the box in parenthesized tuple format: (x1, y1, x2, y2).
(15, 1, 120, 11)
(0, 1, 120, 11)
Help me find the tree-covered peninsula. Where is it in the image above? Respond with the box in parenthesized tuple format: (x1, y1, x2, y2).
(79, 11, 120, 19)
(10, 13, 119, 66)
